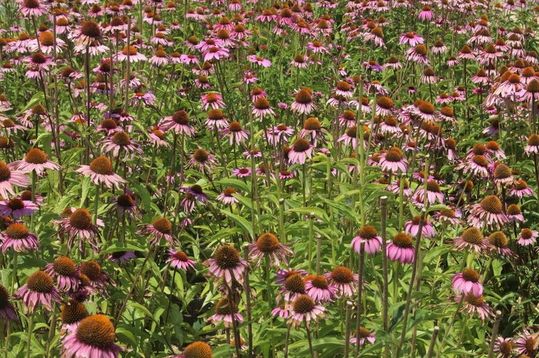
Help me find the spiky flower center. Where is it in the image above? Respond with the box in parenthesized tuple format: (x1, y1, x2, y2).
(80, 261, 101, 281)
(358, 225, 378, 239)
(0, 161, 11, 182)
(336, 81, 352, 91)
(229, 121, 242, 132)
(392, 232, 413, 248)
(183, 341, 213, 358)
(295, 88, 313, 104)
(193, 149, 209, 163)
(293, 294, 315, 314)
(172, 110, 189, 124)
(27, 271, 54, 293)
(515, 179, 528, 190)
(5, 223, 29, 239)
(489, 231, 508, 248)
(117, 193, 135, 208)
(61, 300, 89, 324)
(89, 156, 113, 175)
(385, 148, 404, 162)
(292, 138, 310, 152)
(81, 21, 101, 39)
(376, 96, 394, 109)
(152, 217, 172, 234)
(461, 227, 483, 244)
(356, 327, 371, 338)
(254, 97, 270, 110)
(506, 204, 521, 216)
(520, 228, 533, 239)
(0, 284, 9, 308)
(331, 266, 354, 283)
(173, 251, 189, 261)
(76, 315, 116, 348)
(462, 268, 480, 282)
(472, 155, 488, 167)
(493, 164, 511, 179)
(464, 294, 484, 306)
(69, 208, 93, 230)
(304, 117, 321, 131)
(310, 275, 329, 289)
(223, 187, 236, 196)
(528, 134, 539, 146)
(111, 132, 131, 146)
(213, 244, 241, 269)
(25, 148, 48, 164)
(53, 256, 77, 276)
(480, 195, 503, 214)
(215, 298, 237, 315)
(285, 274, 305, 293)
(255, 233, 280, 253)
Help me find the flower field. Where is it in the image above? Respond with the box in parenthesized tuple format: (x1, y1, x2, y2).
(0, 0, 538, 356)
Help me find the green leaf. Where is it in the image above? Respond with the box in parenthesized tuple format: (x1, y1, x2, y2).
(219, 209, 254, 239)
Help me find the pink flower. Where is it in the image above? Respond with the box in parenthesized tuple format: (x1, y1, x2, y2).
(350, 327, 376, 346)
(387, 233, 415, 264)
(76, 156, 125, 188)
(167, 250, 196, 271)
(62, 315, 121, 358)
(16, 148, 59, 176)
(206, 244, 248, 283)
(16, 271, 60, 312)
(351, 225, 382, 255)
(452, 268, 483, 297)
(0, 222, 38, 253)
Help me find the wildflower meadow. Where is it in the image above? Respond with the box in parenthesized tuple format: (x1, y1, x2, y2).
(0, 0, 538, 356)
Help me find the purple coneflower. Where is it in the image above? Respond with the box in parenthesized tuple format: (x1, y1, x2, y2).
(57, 208, 102, 251)
(0, 197, 38, 218)
(452, 268, 483, 297)
(494, 337, 513, 357)
(17, 147, 59, 175)
(379, 147, 408, 173)
(351, 225, 382, 254)
(288, 138, 314, 165)
(167, 250, 196, 271)
(350, 327, 376, 346)
(225, 121, 249, 145)
(176, 341, 213, 358)
(327, 266, 358, 297)
(75, 262, 105, 296)
(209, 298, 243, 327)
(217, 187, 239, 205)
(488, 231, 513, 257)
(289, 294, 325, 325)
(387, 232, 415, 264)
(61, 299, 89, 332)
(77, 156, 125, 188)
(102, 131, 141, 158)
(189, 148, 217, 171)
(44, 256, 80, 292)
(0, 284, 17, 320)
(160, 110, 195, 136)
(206, 244, 248, 283)
(249, 232, 291, 265)
(456, 294, 494, 320)
(517, 228, 538, 246)
(62, 314, 121, 358)
(16, 270, 60, 311)
(467, 195, 509, 228)
(291, 88, 315, 114)
(0, 222, 38, 252)
(514, 329, 537, 356)
(305, 275, 336, 303)
(454, 227, 487, 254)
(141, 217, 174, 246)
(404, 216, 436, 238)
